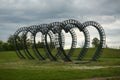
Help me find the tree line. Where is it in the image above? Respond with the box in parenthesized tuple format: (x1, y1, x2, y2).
(0, 35, 14, 51)
(0, 35, 54, 51)
(0, 35, 103, 51)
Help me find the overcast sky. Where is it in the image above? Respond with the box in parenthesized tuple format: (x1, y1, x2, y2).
(0, 0, 120, 48)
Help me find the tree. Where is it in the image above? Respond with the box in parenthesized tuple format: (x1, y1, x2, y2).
(0, 40, 4, 51)
(37, 41, 44, 48)
(92, 37, 99, 47)
(2, 42, 9, 51)
(0, 40, 10, 51)
(7, 35, 14, 50)
(7, 35, 14, 44)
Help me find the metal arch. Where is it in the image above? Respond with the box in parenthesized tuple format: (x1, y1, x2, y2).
(55, 28, 77, 59)
(57, 24, 78, 58)
(43, 22, 64, 61)
(22, 24, 55, 60)
(32, 24, 55, 60)
(77, 27, 90, 60)
(30, 30, 45, 60)
(22, 25, 37, 60)
(38, 23, 58, 61)
(62, 19, 90, 60)
(26, 25, 43, 59)
(54, 32, 65, 57)
(49, 21, 78, 62)
(48, 22, 73, 61)
(82, 21, 106, 61)
(44, 31, 56, 50)
(41, 31, 55, 58)
(13, 27, 28, 59)
(30, 31, 45, 60)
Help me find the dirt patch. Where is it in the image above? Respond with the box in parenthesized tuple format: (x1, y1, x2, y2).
(65, 66, 120, 70)
(82, 76, 120, 80)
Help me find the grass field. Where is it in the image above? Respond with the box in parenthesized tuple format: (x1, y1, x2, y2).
(0, 48, 120, 80)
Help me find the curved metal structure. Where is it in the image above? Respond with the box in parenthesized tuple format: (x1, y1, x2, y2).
(13, 27, 28, 59)
(82, 21, 106, 61)
(62, 19, 90, 60)
(13, 19, 106, 62)
(32, 26, 55, 60)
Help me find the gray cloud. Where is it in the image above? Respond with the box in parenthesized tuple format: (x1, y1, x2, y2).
(0, 0, 120, 48)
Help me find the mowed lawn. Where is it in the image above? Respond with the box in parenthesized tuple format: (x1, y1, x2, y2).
(0, 48, 120, 80)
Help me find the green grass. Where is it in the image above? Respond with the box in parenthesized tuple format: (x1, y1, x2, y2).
(0, 68, 120, 80)
(0, 48, 120, 80)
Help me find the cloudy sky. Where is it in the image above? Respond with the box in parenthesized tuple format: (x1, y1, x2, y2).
(0, 0, 120, 48)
